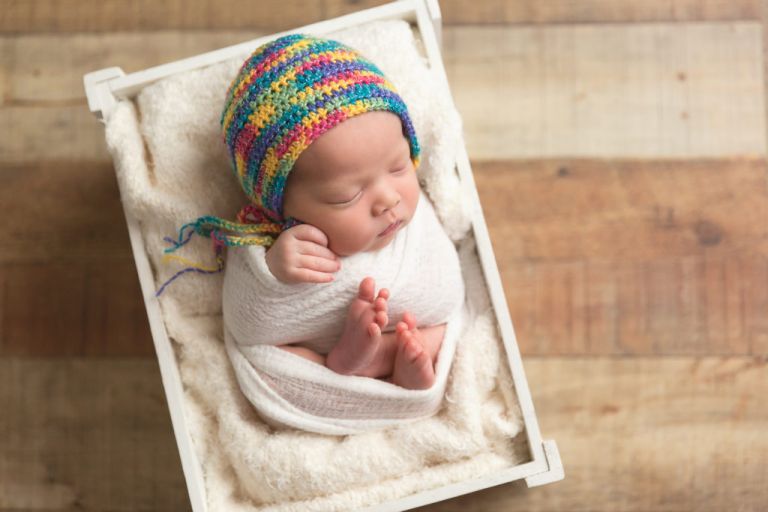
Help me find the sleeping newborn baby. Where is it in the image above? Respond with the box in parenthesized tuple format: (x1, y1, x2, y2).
(165, 33, 464, 425)
(221, 34, 464, 391)
(224, 110, 463, 390)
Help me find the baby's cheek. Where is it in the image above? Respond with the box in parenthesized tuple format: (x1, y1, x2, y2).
(326, 230, 357, 257)
(334, 221, 372, 255)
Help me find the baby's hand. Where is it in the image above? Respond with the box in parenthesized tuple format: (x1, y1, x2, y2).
(265, 224, 341, 284)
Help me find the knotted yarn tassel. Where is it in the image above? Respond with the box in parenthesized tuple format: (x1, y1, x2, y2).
(154, 214, 285, 297)
(155, 239, 225, 297)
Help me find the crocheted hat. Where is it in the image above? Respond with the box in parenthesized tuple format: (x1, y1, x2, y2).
(221, 33, 421, 236)
(158, 33, 421, 294)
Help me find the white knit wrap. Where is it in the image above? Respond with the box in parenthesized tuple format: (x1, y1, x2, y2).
(222, 192, 466, 435)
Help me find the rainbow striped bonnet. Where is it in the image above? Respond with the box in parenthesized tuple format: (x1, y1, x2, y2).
(159, 34, 421, 293)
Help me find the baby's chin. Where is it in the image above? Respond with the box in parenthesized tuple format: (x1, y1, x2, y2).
(332, 240, 387, 257)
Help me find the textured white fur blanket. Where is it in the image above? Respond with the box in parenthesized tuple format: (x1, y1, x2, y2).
(104, 19, 526, 511)
(223, 192, 466, 434)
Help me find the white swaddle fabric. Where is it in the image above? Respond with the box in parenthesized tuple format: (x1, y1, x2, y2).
(223, 191, 466, 435)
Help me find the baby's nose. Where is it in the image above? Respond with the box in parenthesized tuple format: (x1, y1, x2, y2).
(374, 191, 400, 216)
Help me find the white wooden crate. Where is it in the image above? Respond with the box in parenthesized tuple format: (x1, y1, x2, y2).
(83, 0, 563, 509)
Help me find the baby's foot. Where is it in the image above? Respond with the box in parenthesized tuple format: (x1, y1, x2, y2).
(391, 314, 435, 390)
(326, 277, 389, 376)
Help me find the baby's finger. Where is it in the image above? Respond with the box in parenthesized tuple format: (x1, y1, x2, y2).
(298, 241, 339, 262)
(299, 255, 341, 273)
(292, 268, 335, 284)
(290, 224, 330, 247)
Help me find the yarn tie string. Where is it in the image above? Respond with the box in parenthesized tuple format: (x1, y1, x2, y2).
(155, 208, 298, 296)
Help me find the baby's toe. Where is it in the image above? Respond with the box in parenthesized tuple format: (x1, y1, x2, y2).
(408, 325, 424, 345)
(367, 322, 381, 338)
(401, 332, 423, 361)
(403, 311, 417, 330)
(375, 310, 388, 328)
(374, 296, 388, 313)
(357, 277, 376, 302)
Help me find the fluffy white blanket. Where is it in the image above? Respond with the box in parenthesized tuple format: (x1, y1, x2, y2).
(104, 19, 527, 511)
(223, 192, 466, 434)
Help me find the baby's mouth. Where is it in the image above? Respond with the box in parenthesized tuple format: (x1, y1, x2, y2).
(378, 220, 402, 237)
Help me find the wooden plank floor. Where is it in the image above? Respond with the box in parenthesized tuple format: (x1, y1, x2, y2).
(1, 1, 767, 511)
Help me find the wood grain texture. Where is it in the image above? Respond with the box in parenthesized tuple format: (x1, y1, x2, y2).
(0, 0, 327, 33)
(475, 158, 768, 356)
(0, 0, 760, 32)
(444, 23, 765, 159)
(1, 106, 113, 164)
(0, 162, 129, 262)
(439, 0, 761, 24)
(763, 0, 768, 158)
(3, 23, 763, 164)
(1, 261, 154, 357)
(417, 357, 768, 512)
(2, 5, 767, 509)
(0, 359, 189, 510)
(0, 161, 155, 356)
(1, 357, 764, 511)
(1, 31, 267, 105)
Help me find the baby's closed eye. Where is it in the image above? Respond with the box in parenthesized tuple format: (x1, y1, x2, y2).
(328, 190, 362, 205)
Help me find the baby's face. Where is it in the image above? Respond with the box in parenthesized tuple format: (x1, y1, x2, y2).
(283, 111, 420, 257)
